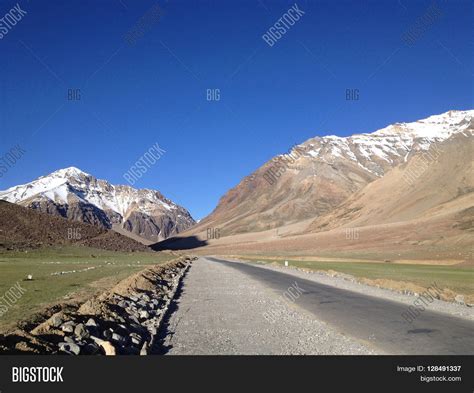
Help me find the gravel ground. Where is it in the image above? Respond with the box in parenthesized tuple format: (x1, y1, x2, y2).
(162, 257, 378, 355)
(241, 260, 474, 321)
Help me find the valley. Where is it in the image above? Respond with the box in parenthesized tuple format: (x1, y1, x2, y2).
(0, 109, 472, 356)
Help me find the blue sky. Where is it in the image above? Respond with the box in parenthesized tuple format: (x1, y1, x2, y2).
(0, 0, 472, 219)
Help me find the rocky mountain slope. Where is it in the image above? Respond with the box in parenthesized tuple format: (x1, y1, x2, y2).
(0, 167, 195, 241)
(0, 200, 149, 252)
(191, 110, 473, 236)
(309, 129, 474, 232)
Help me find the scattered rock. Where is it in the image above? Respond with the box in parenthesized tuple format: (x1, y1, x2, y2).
(59, 342, 81, 355)
(111, 313, 126, 323)
(118, 300, 129, 308)
(61, 321, 76, 333)
(129, 332, 142, 346)
(112, 333, 126, 345)
(90, 335, 103, 344)
(86, 318, 97, 327)
(100, 341, 116, 356)
(75, 323, 90, 340)
(49, 313, 64, 328)
(90, 335, 115, 355)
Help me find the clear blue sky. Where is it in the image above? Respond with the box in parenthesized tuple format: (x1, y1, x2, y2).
(0, 0, 472, 219)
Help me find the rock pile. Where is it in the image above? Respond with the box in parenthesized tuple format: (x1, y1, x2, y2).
(0, 256, 196, 355)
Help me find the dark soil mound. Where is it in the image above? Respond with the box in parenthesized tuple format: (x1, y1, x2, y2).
(0, 200, 149, 252)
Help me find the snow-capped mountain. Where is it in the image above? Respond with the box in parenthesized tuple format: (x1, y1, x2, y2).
(193, 109, 473, 235)
(292, 109, 473, 177)
(0, 167, 195, 241)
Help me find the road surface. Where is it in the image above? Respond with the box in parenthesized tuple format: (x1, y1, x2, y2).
(159, 257, 474, 355)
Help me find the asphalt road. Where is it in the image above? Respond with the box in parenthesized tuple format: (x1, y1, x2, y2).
(206, 257, 474, 355)
(160, 256, 375, 354)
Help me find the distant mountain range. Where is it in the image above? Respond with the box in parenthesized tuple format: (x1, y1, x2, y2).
(0, 167, 195, 242)
(191, 109, 473, 234)
(1, 109, 472, 258)
(184, 109, 473, 259)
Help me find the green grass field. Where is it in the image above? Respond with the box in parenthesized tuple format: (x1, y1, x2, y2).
(244, 257, 474, 296)
(0, 246, 175, 330)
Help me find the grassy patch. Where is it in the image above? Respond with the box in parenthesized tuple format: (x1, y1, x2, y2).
(0, 246, 175, 330)
(244, 257, 474, 296)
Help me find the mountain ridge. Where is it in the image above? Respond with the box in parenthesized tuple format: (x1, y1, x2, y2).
(0, 167, 196, 241)
(188, 109, 473, 237)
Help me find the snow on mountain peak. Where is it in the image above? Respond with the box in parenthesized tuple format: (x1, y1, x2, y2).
(0, 167, 187, 222)
(50, 166, 89, 178)
(374, 109, 473, 139)
(0, 167, 195, 240)
(296, 109, 473, 175)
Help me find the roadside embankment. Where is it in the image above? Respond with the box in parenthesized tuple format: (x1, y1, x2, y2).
(0, 256, 196, 354)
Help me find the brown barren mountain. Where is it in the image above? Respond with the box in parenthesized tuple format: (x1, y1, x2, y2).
(166, 110, 473, 261)
(191, 110, 473, 238)
(309, 129, 474, 232)
(0, 200, 150, 252)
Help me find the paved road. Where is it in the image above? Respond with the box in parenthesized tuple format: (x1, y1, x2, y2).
(160, 257, 474, 355)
